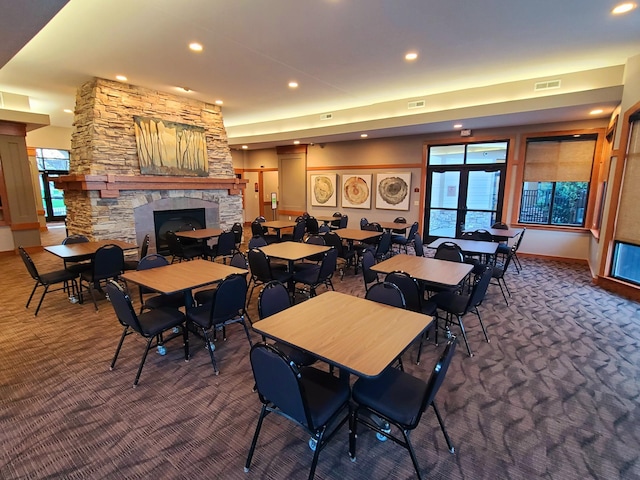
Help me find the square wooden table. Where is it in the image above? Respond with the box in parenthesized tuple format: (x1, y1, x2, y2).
(372, 253, 473, 287)
(120, 259, 247, 306)
(333, 228, 382, 243)
(377, 221, 409, 232)
(252, 291, 432, 378)
(463, 227, 522, 242)
(45, 239, 138, 259)
(175, 228, 223, 240)
(427, 237, 499, 257)
(261, 220, 297, 239)
(259, 241, 330, 270)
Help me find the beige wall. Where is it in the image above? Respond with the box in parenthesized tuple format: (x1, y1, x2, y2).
(26, 126, 72, 150)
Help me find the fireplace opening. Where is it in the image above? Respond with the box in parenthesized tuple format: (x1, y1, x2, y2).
(153, 208, 206, 255)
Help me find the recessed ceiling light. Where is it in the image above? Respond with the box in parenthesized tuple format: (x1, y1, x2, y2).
(612, 2, 636, 14)
(189, 42, 203, 52)
(242, 145, 248, 149)
(293, 140, 300, 145)
(453, 124, 463, 128)
(63, 109, 73, 114)
(590, 109, 604, 115)
(178, 87, 191, 92)
(360, 133, 368, 138)
(115, 75, 127, 82)
(215, 100, 223, 105)
(405, 52, 418, 61)
(288, 81, 299, 89)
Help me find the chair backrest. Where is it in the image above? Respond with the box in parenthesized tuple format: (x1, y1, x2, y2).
(305, 216, 319, 235)
(316, 248, 338, 283)
(384, 271, 422, 313)
(210, 274, 247, 324)
(339, 215, 348, 228)
(467, 264, 493, 311)
(365, 281, 406, 309)
(460, 231, 475, 241)
(292, 220, 307, 242)
(363, 222, 383, 232)
(248, 248, 274, 283)
(230, 251, 248, 270)
(472, 229, 493, 242)
(250, 343, 311, 427)
(360, 217, 369, 229)
(491, 221, 509, 230)
(330, 212, 342, 228)
(406, 222, 419, 241)
(231, 222, 243, 244)
(251, 221, 265, 237)
(139, 234, 151, 259)
(106, 280, 144, 333)
(93, 244, 124, 280)
(62, 234, 89, 245)
(318, 224, 330, 234)
(361, 250, 379, 289)
(419, 337, 458, 425)
(435, 242, 464, 263)
(322, 232, 344, 255)
(248, 235, 268, 249)
(375, 230, 392, 257)
(413, 233, 425, 257)
(165, 231, 184, 256)
(305, 234, 326, 262)
(514, 227, 526, 251)
(19, 246, 40, 281)
(216, 231, 237, 257)
(258, 280, 292, 319)
(137, 253, 169, 270)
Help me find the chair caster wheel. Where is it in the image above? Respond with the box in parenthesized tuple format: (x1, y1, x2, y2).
(308, 437, 317, 451)
(376, 425, 391, 441)
(208, 342, 216, 352)
(172, 326, 181, 334)
(157, 345, 167, 355)
(350, 456, 357, 463)
(449, 447, 456, 454)
(244, 467, 250, 473)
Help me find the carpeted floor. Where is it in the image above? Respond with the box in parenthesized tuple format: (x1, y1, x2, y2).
(1, 225, 639, 479)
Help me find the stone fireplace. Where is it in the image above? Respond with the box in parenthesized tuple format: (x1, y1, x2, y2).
(56, 78, 246, 252)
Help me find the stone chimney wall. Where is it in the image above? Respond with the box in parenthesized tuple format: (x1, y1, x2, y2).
(66, 78, 242, 245)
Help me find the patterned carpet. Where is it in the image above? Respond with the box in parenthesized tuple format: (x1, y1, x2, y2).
(1, 227, 639, 479)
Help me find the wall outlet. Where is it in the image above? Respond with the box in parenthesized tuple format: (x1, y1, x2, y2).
(414, 200, 419, 206)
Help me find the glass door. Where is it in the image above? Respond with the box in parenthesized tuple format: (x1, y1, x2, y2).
(39, 173, 66, 221)
(425, 142, 508, 240)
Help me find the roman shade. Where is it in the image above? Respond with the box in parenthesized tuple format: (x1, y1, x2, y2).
(614, 118, 640, 245)
(524, 139, 596, 183)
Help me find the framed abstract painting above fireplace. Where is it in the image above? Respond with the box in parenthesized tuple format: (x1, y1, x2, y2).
(134, 116, 208, 177)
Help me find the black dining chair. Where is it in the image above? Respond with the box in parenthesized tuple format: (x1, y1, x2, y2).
(61, 234, 92, 274)
(107, 280, 189, 387)
(292, 248, 337, 299)
(123, 233, 150, 271)
(194, 251, 249, 307)
(186, 273, 252, 374)
(79, 243, 124, 310)
(165, 230, 204, 263)
(136, 254, 186, 313)
(19, 246, 79, 316)
(392, 221, 418, 254)
(323, 231, 356, 278)
(247, 248, 293, 306)
(245, 343, 351, 480)
(207, 230, 237, 263)
(349, 337, 458, 480)
(361, 249, 380, 293)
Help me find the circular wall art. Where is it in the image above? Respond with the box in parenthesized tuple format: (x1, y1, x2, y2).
(375, 173, 411, 210)
(343, 176, 370, 206)
(313, 176, 334, 204)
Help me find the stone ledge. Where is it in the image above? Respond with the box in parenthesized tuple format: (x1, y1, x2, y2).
(54, 174, 247, 198)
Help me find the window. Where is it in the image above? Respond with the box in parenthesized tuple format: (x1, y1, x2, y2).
(518, 135, 596, 227)
(612, 242, 640, 286)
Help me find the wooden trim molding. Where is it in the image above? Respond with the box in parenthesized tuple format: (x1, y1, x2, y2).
(53, 174, 248, 198)
(10, 222, 40, 231)
(308, 163, 421, 171)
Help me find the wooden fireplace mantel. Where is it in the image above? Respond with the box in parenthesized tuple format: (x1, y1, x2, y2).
(54, 174, 248, 198)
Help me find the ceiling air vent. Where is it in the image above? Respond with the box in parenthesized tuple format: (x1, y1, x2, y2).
(320, 113, 333, 120)
(408, 100, 425, 109)
(534, 79, 561, 91)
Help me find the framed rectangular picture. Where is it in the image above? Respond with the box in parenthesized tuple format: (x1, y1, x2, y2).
(342, 174, 372, 209)
(375, 172, 411, 211)
(310, 174, 337, 207)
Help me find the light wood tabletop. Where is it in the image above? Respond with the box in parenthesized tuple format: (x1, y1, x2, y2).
(372, 254, 473, 286)
(427, 237, 499, 256)
(377, 221, 409, 231)
(333, 228, 383, 242)
(315, 215, 339, 223)
(261, 220, 297, 230)
(252, 291, 432, 378)
(45, 240, 137, 259)
(120, 259, 247, 295)
(175, 228, 223, 240)
(259, 241, 330, 264)
(463, 227, 522, 238)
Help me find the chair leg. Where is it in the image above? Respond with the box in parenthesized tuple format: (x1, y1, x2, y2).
(34, 284, 50, 316)
(244, 404, 268, 472)
(133, 337, 154, 387)
(456, 314, 473, 357)
(501, 277, 511, 298)
(202, 328, 219, 375)
(240, 317, 254, 347)
(182, 322, 190, 362)
(308, 426, 327, 480)
(348, 408, 357, 461)
(110, 326, 129, 370)
(474, 307, 490, 343)
(400, 427, 424, 480)
(431, 401, 455, 454)
(497, 279, 509, 306)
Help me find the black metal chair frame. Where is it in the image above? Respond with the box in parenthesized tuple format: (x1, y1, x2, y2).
(349, 338, 458, 480)
(79, 244, 124, 311)
(19, 246, 79, 316)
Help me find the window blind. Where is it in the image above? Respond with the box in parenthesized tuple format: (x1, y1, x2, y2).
(615, 120, 640, 245)
(524, 140, 595, 182)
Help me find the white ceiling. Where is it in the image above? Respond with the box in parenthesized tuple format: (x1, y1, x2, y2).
(1, 0, 639, 148)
